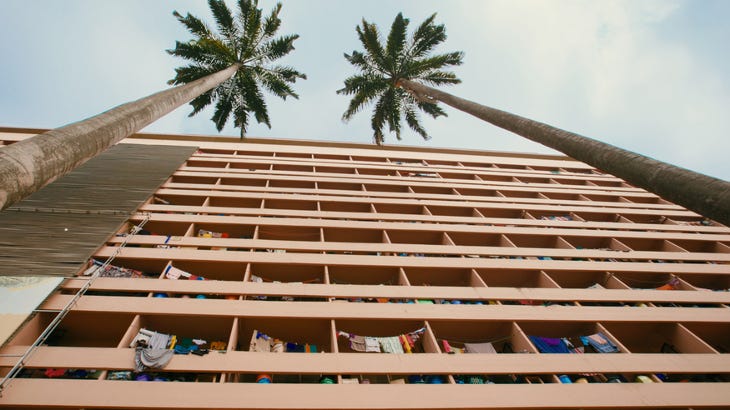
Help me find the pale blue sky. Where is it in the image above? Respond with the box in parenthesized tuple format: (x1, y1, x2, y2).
(0, 0, 728, 180)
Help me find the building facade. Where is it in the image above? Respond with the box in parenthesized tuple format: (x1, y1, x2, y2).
(1, 127, 729, 409)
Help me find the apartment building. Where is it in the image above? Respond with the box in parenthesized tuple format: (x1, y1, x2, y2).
(1, 127, 729, 409)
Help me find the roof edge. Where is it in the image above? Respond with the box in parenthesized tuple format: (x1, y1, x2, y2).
(0, 126, 572, 161)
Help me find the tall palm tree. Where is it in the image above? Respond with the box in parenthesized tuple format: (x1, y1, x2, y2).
(337, 13, 462, 145)
(340, 13, 730, 226)
(0, 0, 304, 211)
(168, 0, 305, 138)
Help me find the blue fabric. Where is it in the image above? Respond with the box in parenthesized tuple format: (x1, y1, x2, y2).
(529, 336, 571, 353)
(583, 333, 620, 353)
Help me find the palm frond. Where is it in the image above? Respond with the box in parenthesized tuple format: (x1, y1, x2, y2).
(167, 63, 220, 85)
(256, 34, 299, 63)
(419, 70, 461, 87)
(241, 2, 263, 53)
(343, 51, 376, 74)
(211, 92, 234, 131)
(233, 105, 250, 138)
(356, 19, 386, 68)
(188, 89, 216, 117)
(252, 66, 299, 99)
(207, 0, 237, 39)
(407, 51, 464, 77)
(262, 3, 283, 38)
(172, 11, 212, 39)
(417, 100, 447, 119)
(385, 13, 409, 72)
(383, 88, 402, 140)
(408, 14, 446, 59)
(240, 73, 271, 128)
(265, 65, 306, 82)
(404, 103, 429, 140)
(339, 75, 389, 120)
(370, 95, 388, 145)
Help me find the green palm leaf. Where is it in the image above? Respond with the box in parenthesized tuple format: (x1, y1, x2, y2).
(168, 0, 305, 138)
(339, 12, 462, 144)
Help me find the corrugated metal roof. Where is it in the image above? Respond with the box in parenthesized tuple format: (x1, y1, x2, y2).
(0, 143, 195, 276)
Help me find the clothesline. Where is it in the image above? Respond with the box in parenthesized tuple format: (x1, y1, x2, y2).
(249, 274, 322, 284)
(623, 275, 678, 287)
(337, 328, 426, 354)
(439, 335, 512, 346)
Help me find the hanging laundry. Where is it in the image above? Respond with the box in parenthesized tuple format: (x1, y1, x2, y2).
(378, 337, 405, 354)
(148, 331, 172, 350)
(338, 328, 425, 353)
(134, 346, 174, 372)
(464, 342, 497, 354)
(365, 337, 380, 353)
(348, 335, 368, 352)
(400, 335, 412, 353)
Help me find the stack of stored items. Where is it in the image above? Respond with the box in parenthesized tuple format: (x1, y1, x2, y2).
(164, 265, 208, 281)
(249, 330, 319, 353)
(528, 333, 619, 354)
(82, 260, 145, 278)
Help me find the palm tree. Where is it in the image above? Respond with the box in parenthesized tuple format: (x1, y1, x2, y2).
(337, 13, 462, 145)
(167, 0, 305, 138)
(339, 13, 730, 226)
(0, 0, 304, 211)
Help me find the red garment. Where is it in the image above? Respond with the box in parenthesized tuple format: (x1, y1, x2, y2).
(45, 368, 66, 378)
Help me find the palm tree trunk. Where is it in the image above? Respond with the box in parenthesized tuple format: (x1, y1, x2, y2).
(0, 64, 240, 210)
(398, 79, 730, 227)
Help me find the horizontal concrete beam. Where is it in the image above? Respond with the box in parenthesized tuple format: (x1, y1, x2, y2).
(40, 295, 730, 323)
(105, 236, 730, 262)
(61, 278, 730, 304)
(94, 247, 730, 274)
(138, 205, 730, 234)
(2, 346, 728, 375)
(2, 379, 729, 409)
(156, 187, 689, 214)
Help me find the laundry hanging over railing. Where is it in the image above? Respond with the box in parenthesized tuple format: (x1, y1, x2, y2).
(129, 328, 228, 372)
(337, 328, 426, 353)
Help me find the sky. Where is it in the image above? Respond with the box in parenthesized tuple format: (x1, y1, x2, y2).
(0, 0, 728, 180)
